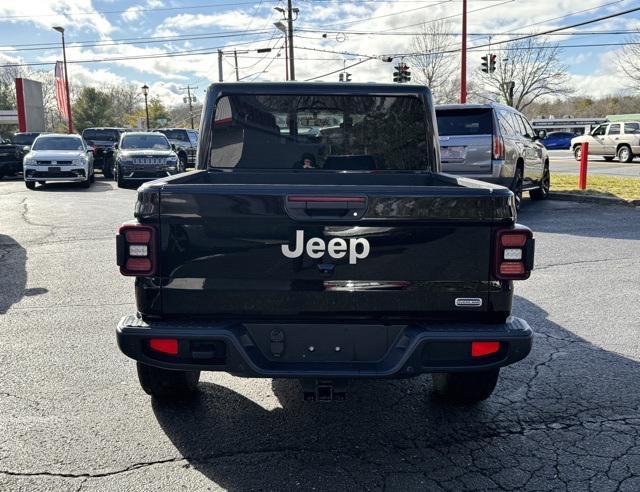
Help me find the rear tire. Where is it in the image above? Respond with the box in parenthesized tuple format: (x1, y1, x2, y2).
(90, 172, 95, 183)
(432, 369, 500, 404)
(116, 166, 126, 188)
(530, 162, 550, 200)
(510, 165, 524, 210)
(179, 153, 188, 172)
(103, 161, 113, 179)
(617, 145, 633, 163)
(25, 181, 35, 190)
(137, 362, 200, 400)
(81, 177, 91, 188)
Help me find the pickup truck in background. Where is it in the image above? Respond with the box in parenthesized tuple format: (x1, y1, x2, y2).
(116, 83, 535, 405)
(0, 132, 42, 179)
(155, 128, 198, 170)
(81, 127, 126, 179)
(571, 121, 640, 162)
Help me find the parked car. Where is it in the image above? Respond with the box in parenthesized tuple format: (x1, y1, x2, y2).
(540, 131, 575, 150)
(81, 127, 126, 179)
(116, 82, 535, 405)
(571, 121, 640, 162)
(0, 132, 42, 179)
(23, 133, 94, 189)
(114, 131, 181, 188)
(155, 128, 198, 170)
(435, 103, 550, 209)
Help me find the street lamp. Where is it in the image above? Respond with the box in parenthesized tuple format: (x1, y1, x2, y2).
(52, 26, 73, 133)
(141, 84, 150, 130)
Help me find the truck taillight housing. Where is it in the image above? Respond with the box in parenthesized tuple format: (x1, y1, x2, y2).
(492, 134, 505, 160)
(494, 226, 534, 280)
(117, 223, 156, 276)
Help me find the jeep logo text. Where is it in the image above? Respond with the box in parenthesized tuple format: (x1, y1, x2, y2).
(281, 230, 370, 264)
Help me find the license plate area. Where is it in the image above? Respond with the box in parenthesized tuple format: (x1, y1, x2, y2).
(48, 166, 61, 172)
(246, 324, 404, 363)
(440, 146, 466, 161)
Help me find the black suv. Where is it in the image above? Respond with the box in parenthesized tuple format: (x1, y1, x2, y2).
(0, 132, 42, 179)
(81, 127, 126, 179)
(155, 128, 198, 170)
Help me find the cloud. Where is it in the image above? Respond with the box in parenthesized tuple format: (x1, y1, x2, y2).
(122, 6, 143, 23)
(0, 0, 113, 36)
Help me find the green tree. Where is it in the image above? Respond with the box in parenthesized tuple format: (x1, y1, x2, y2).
(73, 87, 115, 131)
(130, 96, 171, 129)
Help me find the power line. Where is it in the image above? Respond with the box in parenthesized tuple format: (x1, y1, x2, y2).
(0, 1, 270, 19)
(296, 28, 639, 37)
(304, 58, 373, 81)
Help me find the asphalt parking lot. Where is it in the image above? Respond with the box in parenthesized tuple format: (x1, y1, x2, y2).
(548, 150, 640, 177)
(0, 177, 639, 491)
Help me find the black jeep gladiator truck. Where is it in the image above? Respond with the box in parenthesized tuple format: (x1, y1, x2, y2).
(116, 83, 535, 404)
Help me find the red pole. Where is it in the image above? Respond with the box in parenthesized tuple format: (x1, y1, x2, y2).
(579, 142, 589, 189)
(460, 0, 467, 103)
(60, 31, 73, 133)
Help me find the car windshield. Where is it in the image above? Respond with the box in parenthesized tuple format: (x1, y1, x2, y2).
(83, 129, 119, 142)
(32, 137, 83, 151)
(12, 133, 39, 145)
(436, 109, 493, 136)
(121, 134, 170, 150)
(210, 94, 431, 171)
(159, 130, 189, 141)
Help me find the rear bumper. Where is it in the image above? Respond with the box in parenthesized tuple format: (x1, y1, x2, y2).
(117, 315, 533, 378)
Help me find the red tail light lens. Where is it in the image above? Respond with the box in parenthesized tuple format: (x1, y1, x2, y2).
(149, 338, 178, 355)
(117, 223, 156, 276)
(494, 226, 534, 280)
(471, 341, 501, 357)
(493, 135, 505, 160)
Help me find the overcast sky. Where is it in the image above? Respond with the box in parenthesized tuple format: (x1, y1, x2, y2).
(0, 0, 638, 106)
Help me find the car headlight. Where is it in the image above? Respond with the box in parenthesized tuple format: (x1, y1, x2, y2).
(72, 158, 86, 166)
(167, 157, 178, 164)
(24, 158, 36, 166)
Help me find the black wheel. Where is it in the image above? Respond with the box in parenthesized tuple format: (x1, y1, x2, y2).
(603, 156, 615, 162)
(510, 165, 524, 210)
(102, 161, 113, 179)
(80, 177, 91, 188)
(90, 172, 95, 183)
(530, 162, 550, 200)
(617, 145, 633, 163)
(25, 181, 35, 190)
(432, 369, 500, 404)
(137, 362, 200, 400)
(179, 153, 188, 172)
(573, 145, 582, 161)
(116, 166, 126, 188)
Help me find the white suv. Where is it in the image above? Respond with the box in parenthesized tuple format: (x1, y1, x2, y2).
(23, 134, 94, 189)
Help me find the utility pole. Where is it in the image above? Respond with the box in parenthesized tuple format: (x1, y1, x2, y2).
(218, 50, 223, 82)
(180, 85, 198, 129)
(460, 0, 467, 103)
(287, 0, 296, 80)
(234, 50, 240, 81)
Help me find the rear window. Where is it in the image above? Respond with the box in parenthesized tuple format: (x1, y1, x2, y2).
(82, 129, 119, 142)
(436, 109, 493, 136)
(210, 94, 431, 171)
(12, 133, 39, 145)
(159, 129, 189, 141)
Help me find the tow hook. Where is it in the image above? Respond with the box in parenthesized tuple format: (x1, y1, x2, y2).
(300, 379, 347, 401)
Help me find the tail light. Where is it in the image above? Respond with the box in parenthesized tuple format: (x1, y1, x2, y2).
(116, 223, 156, 276)
(471, 341, 501, 357)
(494, 225, 534, 280)
(492, 134, 505, 160)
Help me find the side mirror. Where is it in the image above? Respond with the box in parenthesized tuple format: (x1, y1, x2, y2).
(23, 146, 30, 152)
(536, 129, 547, 140)
(171, 143, 177, 151)
(86, 149, 93, 155)
(114, 143, 119, 149)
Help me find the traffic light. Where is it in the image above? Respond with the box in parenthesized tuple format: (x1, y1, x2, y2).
(489, 54, 497, 73)
(393, 63, 411, 83)
(339, 72, 352, 82)
(346, 72, 352, 82)
(481, 55, 489, 73)
(339, 73, 344, 82)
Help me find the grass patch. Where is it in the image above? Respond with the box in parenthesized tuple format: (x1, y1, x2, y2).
(551, 173, 640, 201)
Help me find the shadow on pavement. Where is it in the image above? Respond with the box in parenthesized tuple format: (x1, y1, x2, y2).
(32, 180, 113, 193)
(518, 199, 640, 240)
(0, 234, 27, 314)
(151, 296, 640, 490)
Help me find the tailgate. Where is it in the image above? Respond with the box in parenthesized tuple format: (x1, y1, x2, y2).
(439, 134, 493, 174)
(157, 184, 504, 321)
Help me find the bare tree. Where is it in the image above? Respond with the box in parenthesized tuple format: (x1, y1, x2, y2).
(107, 84, 142, 126)
(476, 38, 571, 111)
(616, 32, 640, 87)
(407, 19, 459, 103)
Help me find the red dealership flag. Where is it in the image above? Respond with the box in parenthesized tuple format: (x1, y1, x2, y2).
(54, 61, 69, 122)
